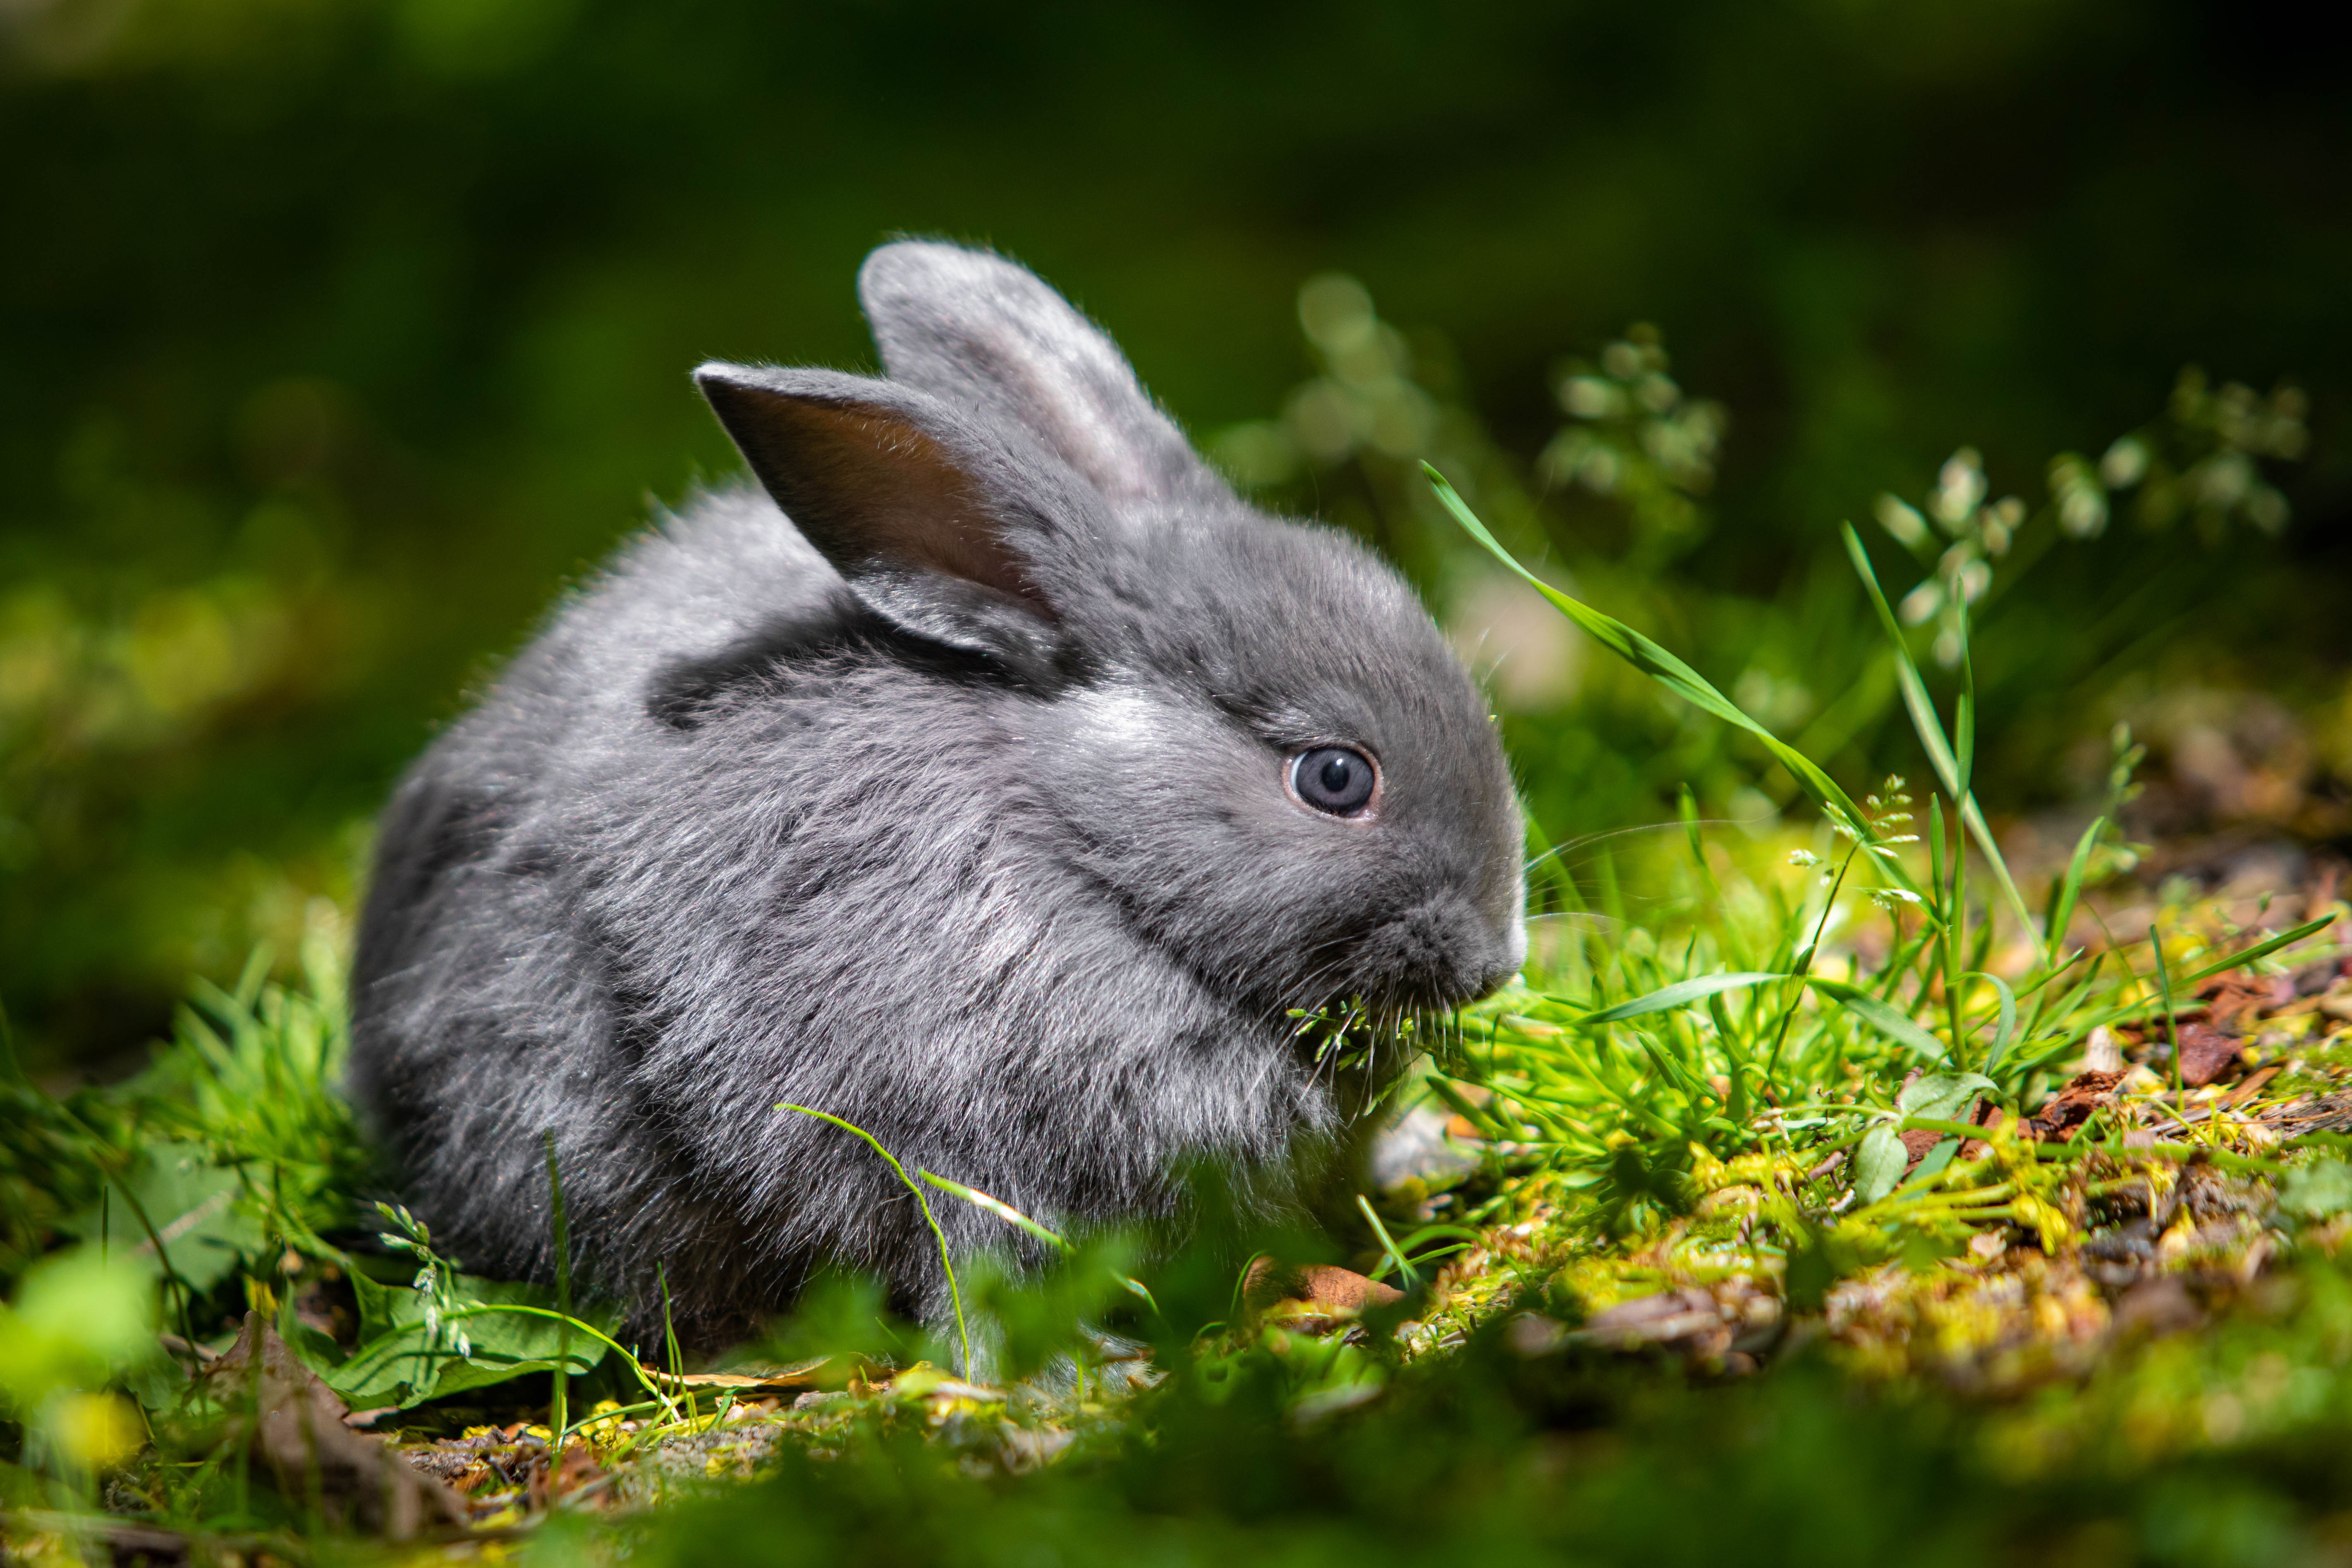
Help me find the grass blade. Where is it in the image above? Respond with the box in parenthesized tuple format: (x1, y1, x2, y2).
(1955, 633, 1976, 804)
(1578, 972, 1785, 1026)
(1357, 1193, 1420, 1290)
(1841, 524, 2034, 937)
(1429, 466, 1926, 907)
(918, 1171, 1070, 1254)
(778, 1103, 971, 1374)
(658, 1263, 684, 1386)
(2151, 924, 2182, 1097)
(2173, 914, 2338, 991)
(920, 1171, 1159, 1315)
(2045, 816, 2106, 964)
(1807, 979, 1951, 1063)
(543, 1131, 571, 1448)
(1976, 972, 2019, 1072)
(2074, 914, 2345, 1040)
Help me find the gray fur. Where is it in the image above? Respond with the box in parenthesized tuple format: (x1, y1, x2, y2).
(348, 242, 1526, 1351)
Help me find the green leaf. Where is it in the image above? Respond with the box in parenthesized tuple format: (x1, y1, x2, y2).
(1807, 979, 1951, 1062)
(780, 1101, 971, 1374)
(1897, 1072, 1996, 1123)
(920, 1170, 1072, 1253)
(1853, 1125, 1907, 1204)
(1955, 642, 1976, 804)
(63, 1143, 268, 1293)
(1974, 973, 2019, 1071)
(1632, 1031, 1713, 1104)
(2045, 815, 2106, 960)
(2281, 1160, 2352, 1220)
(1578, 972, 1785, 1026)
(317, 1273, 617, 1409)
(1427, 467, 1925, 907)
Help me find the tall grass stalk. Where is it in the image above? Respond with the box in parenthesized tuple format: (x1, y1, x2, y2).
(544, 1130, 572, 1448)
(778, 1103, 971, 1373)
(2151, 925, 2182, 1098)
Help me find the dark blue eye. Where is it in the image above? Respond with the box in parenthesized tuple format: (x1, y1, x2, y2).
(1290, 747, 1377, 816)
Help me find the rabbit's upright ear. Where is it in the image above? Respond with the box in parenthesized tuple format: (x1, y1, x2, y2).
(859, 242, 1218, 508)
(695, 364, 1073, 671)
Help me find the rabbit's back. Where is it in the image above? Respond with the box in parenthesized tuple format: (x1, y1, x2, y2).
(351, 489, 854, 1335)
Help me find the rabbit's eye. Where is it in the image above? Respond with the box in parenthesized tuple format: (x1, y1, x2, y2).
(1290, 747, 1377, 816)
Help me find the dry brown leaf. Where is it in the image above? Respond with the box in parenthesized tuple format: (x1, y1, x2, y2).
(648, 1357, 833, 1395)
(2027, 1070, 2122, 1140)
(2171, 1022, 2244, 1087)
(204, 1313, 467, 1539)
(1243, 1259, 1405, 1334)
(2200, 970, 2295, 1027)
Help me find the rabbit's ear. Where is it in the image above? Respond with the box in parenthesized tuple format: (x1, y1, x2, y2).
(859, 242, 1216, 508)
(695, 363, 1070, 671)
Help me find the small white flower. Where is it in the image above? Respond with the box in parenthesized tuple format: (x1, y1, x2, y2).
(1874, 494, 1930, 548)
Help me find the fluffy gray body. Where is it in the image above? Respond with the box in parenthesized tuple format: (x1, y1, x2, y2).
(349, 243, 1525, 1348)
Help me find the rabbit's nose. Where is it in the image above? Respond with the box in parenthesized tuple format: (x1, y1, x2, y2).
(1363, 892, 1515, 1009)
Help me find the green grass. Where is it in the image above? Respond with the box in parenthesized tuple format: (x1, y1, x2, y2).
(12, 469, 2352, 1564)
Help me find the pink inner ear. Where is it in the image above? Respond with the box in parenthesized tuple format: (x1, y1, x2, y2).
(713, 385, 1052, 615)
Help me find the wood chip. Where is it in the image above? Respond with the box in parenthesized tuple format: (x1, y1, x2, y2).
(2223, 1065, 2283, 1107)
(2171, 1022, 2244, 1088)
(648, 1358, 833, 1394)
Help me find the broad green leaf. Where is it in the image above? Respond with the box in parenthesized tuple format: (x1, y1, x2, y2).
(1428, 467, 1926, 908)
(318, 1272, 617, 1409)
(1854, 1125, 1907, 1204)
(1897, 1071, 1996, 1123)
(1578, 972, 1785, 1025)
(64, 1143, 268, 1293)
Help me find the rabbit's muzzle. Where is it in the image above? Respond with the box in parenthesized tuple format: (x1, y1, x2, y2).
(1350, 890, 1520, 1013)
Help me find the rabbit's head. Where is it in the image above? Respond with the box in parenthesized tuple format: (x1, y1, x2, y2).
(696, 243, 1524, 1051)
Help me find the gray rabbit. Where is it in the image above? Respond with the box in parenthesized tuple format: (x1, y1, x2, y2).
(349, 242, 1526, 1350)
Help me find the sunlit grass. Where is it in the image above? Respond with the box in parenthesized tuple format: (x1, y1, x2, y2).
(7, 463, 2352, 1562)
(1410, 467, 2344, 1308)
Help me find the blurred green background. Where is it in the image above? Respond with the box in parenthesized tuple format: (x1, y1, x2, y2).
(5, 0, 2348, 1077)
